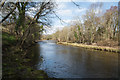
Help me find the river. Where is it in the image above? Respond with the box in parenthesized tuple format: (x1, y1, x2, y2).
(32, 40, 118, 78)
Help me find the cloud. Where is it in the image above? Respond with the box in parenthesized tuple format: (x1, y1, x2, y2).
(56, 2, 87, 19)
(57, 2, 67, 9)
(55, 0, 119, 2)
(7, 0, 120, 2)
(85, 0, 119, 2)
(63, 19, 77, 23)
(56, 8, 86, 20)
(75, 8, 87, 13)
(57, 9, 72, 17)
(64, 19, 71, 23)
(86, 0, 97, 2)
(43, 25, 64, 34)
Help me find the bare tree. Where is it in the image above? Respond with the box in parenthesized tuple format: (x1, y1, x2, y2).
(1, 0, 56, 47)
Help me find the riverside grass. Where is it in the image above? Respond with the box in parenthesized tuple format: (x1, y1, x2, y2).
(57, 42, 120, 53)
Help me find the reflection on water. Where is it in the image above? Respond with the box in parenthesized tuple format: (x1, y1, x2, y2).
(35, 40, 118, 78)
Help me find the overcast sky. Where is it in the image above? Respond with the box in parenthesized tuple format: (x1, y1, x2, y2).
(43, 1, 118, 35)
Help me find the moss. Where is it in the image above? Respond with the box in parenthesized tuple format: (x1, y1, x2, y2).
(2, 32, 49, 79)
(2, 32, 16, 46)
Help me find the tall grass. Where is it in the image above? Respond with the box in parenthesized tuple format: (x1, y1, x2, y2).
(57, 42, 120, 53)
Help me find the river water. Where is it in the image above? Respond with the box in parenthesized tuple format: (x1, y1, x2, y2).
(32, 40, 118, 78)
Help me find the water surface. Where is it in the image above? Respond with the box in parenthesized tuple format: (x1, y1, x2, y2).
(34, 40, 118, 78)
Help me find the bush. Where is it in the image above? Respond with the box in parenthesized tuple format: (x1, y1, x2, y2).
(97, 40, 118, 47)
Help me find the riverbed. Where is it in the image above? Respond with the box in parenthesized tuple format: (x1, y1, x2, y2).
(33, 40, 118, 78)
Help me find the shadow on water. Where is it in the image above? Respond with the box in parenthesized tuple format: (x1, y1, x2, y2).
(32, 40, 118, 78)
(26, 43, 42, 69)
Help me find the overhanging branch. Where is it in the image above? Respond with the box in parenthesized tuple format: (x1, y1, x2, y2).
(71, 0, 81, 9)
(52, 11, 68, 25)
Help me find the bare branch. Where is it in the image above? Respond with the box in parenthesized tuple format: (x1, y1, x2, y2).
(0, 1, 19, 23)
(71, 0, 81, 9)
(0, 0, 6, 8)
(52, 11, 67, 25)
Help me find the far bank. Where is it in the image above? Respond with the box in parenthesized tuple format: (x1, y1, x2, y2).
(57, 42, 120, 53)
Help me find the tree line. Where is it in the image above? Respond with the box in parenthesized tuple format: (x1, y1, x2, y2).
(45, 3, 119, 47)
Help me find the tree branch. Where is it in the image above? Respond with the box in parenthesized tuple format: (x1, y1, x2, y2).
(71, 0, 81, 9)
(0, 1, 19, 23)
(52, 11, 67, 25)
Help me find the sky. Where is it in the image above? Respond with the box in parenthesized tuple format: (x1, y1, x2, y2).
(44, 1, 119, 35)
(1, 0, 118, 34)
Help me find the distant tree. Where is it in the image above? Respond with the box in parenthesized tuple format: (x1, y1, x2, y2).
(103, 6, 118, 40)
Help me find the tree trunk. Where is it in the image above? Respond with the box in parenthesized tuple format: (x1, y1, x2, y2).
(118, 2, 120, 46)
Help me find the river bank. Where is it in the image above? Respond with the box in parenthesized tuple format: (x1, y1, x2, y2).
(57, 42, 120, 53)
(2, 32, 49, 78)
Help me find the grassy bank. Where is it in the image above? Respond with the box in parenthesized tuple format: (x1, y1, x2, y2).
(57, 42, 120, 53)
(2, 32, 48, 78)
